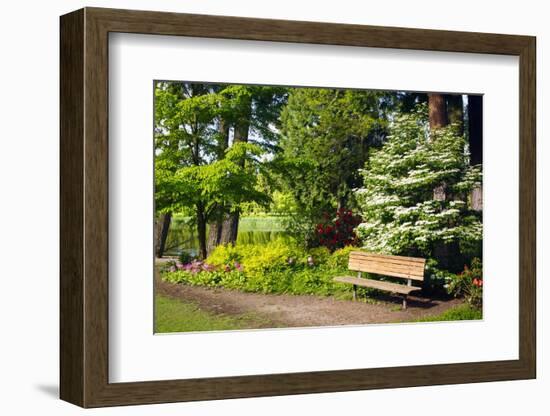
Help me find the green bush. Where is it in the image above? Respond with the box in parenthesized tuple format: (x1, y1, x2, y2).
(289, 266, 339, 296)
(241, 241, 300, 272)
(206, 239, 309, 272)
(327, 246, 360, 269)
(307, 246, 331, 265)
(424, 258, 456, 293)
(446, 258, 483, 308)
(163, 241, 360, 297)
(178, 250, 195, 265)
(206, 244, 244, 267)
(162, 241, 437, 300)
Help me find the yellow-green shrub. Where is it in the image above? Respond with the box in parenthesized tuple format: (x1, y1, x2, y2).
(164, 240, 365, 298)
(207, 239, 309, 273)
(307, 246, 331, 265)
(243, 241, 297, 272)
(206, 244, 243, 267)
(328, 246, 361, 269)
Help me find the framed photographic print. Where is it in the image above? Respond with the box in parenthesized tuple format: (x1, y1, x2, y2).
(60, 7, 536, 408)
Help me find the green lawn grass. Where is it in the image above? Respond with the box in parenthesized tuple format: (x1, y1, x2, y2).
(155, 294, 274, 333)
(412, 304, 482, 322)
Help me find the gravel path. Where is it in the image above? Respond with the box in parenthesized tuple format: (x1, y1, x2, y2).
(156, 277, 463, 329)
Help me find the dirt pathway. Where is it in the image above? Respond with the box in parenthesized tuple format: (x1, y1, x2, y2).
(156, 277, 463, 328)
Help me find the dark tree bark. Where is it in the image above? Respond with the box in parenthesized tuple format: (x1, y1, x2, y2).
(446, 94, 464, 136)
(207, 220, 222, 255)
(218, 213, 239, 245)
(429, 94, 448, 201)
(219, 105, 251, 246)
(468, 95, 483, 211)
(215, 118, 230, 160)
(428, 94, 454, 273)
(468, 95, 483, 166)
(206, 118, 230, 254)
(443, 94, 465, 203)
(220, 118, 250, 244)
(428, 93, 448, 131)
(196, 204, 208, 260)
(155, 212, 172, 258)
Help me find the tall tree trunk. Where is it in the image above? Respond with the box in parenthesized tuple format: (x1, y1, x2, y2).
(441, 94, 465, 202)
(468, 95, 483, 165)
(428, 93, 448, 131)
(155, 212, 172, 258)
(468, 95, 483, 211)
(155, 216, 163, 256)
(446, 94, 464, 136)
(220, 212, 240, 245)
(207, 220, 223, 254)
(429, 93, 448, 201)
(196, 204, 208, 260)
(215, 118, 230, 160)
(206, 119, 230, 254)
(219, 105, 251, 246)
(428, 93, 453, 273)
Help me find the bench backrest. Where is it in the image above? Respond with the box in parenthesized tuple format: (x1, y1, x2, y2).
(348, 251, 426, 282)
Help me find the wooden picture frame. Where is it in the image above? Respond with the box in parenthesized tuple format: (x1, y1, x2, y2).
(60, 7, 536, 408)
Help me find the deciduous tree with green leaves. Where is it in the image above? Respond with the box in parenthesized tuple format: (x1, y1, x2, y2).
(156, 142, 270, 259)
(154, 82, 221, 256)
(205, 85, 287, 250)
(154, 82, 287, 258)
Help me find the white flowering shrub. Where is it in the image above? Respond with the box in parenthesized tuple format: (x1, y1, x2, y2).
(355, 105, 482, 271)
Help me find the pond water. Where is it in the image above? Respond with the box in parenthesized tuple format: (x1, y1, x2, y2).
(164, 216, 288, 257)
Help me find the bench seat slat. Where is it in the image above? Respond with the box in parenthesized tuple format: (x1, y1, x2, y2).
(348, 267, 423, 281)
(350, 252, 426, 265)
(333, 276, 421, 295)
(349, 257, 424, 269)
(348, 251, 426, 282)
(348, 267, 424, 281)
(348, 261, 425, 278)
(349, 256, 425, 270)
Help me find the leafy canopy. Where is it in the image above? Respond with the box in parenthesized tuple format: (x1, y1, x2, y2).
(156, 142, 271, 218)
(278, 88, 387, 209)
(154, 82, 287, 215)
(276, 87, 392, 245)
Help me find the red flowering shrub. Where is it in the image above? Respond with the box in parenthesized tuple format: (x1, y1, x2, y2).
(314, 208, 362, 251)
(446, 258, 483, 308)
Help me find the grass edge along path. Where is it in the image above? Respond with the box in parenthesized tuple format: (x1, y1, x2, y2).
(411, 304, 482, 322)
(155, 294, 277, 333)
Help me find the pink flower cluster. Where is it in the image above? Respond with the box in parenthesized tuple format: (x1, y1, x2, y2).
(169, 260, 243, 274)
(169, 260, 216, 274)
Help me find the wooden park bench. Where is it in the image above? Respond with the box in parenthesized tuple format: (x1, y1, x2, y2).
(333, 251, 426, 309)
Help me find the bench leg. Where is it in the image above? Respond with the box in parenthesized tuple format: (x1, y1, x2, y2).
(402, 295, 407, 310)
(353, 285, 357, 301)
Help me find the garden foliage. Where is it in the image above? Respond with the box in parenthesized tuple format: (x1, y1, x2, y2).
(276, 88, 391, 246)
(156, 84, 484, 310)
(445, 257, 483, 308)
(313, 208, 362, 251)
(355, 104, 482, 269)
(162, 240, 368, 298)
